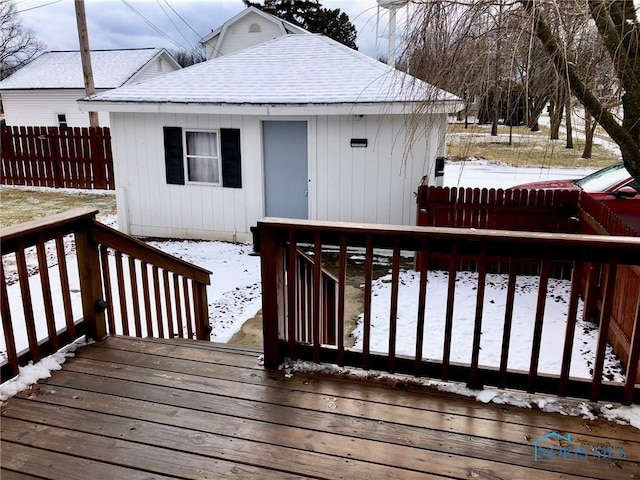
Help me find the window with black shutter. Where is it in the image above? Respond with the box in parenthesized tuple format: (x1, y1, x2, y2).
(163, 127, 242, 188)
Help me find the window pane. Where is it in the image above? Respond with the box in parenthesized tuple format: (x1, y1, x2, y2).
(188, 156, 220, 183)
(186, 131, 217, 157)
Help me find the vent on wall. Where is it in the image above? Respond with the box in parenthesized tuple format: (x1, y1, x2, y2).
(350, 138, 368, 148)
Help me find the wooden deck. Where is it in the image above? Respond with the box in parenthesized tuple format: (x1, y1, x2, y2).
(1, 336, 639, 480)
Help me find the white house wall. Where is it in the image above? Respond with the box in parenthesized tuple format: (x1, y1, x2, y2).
(214, 13, 284, 58)
(128, 53, 180, 84)
(110, 111, 446, 242)
(2, 89, 110, 127)
(312, 114, 445, 226)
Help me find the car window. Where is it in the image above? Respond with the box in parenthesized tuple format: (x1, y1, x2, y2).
(620, 178, 640, 193)
(574, 163, 631, 192)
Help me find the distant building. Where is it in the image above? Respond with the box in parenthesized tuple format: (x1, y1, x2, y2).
(200, 6, 309, 60)
(0, 48, 180, 128)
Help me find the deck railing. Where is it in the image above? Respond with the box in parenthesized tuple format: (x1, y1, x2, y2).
(1, 209, 211, 382)
(258, 218, 640, 405)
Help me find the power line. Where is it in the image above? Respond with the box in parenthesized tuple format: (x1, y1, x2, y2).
(17, 0, 62, 14)
(156, 0, 194, 48)
(120, 0, 189, 51)
(163, 0, 203, 41)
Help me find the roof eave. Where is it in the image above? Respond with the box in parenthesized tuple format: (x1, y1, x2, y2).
(78, 99, 464, 116)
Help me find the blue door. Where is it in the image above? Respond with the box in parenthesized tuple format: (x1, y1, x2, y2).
(263, 121, 308, 219)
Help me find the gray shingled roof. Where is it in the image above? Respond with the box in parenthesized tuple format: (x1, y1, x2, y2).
(84, 35, 459, 105)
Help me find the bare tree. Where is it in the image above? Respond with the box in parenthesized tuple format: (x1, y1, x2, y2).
(404, 0, 640, 182)
(0, 0, 44, 80)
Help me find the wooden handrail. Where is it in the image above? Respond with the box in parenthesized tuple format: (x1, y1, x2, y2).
(1, 208, 98, 250)
(258, 217, 640, 263)
(92, 222, 211, 284)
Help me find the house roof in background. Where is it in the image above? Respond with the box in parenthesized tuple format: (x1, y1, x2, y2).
(83, 35, 460, 106)
(0, 48, 178, 90)
(200, 6, 309, 45)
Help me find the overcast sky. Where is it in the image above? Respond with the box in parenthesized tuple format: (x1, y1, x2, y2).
(15, 0, 412, 59)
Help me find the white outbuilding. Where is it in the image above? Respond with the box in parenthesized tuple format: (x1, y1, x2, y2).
(0, 48, 180, 128)
(80, 34, 461, 242)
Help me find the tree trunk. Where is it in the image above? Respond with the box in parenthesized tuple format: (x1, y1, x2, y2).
(565, 95, 573, 149)
(582, 111, 595, 159)
(550, 99, 564, 140)
(522, 0, 640, 181)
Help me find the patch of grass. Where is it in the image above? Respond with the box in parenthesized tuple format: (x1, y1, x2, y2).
(447, 123, 620, 169)
(0, 188, 116, 228)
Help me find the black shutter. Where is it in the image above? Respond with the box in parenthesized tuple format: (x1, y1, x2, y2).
(221, 128, 242, 188)
(164, 127, 184, 185)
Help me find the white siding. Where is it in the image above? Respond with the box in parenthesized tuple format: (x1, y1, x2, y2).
(312, 114, 443, 226)
(110, 112, 263, 242)
(111, 111, 445, 241)
(215, 13, 284, 57)
(128, 53, 180, 84)
(2, 89, 110, 127)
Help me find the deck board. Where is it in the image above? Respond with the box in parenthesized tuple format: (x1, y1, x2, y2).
(2, 336, 639, 480)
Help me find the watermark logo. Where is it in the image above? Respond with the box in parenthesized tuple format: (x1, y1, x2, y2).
(532, 432, 627, 462)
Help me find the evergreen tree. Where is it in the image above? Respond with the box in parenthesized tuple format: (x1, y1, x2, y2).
(244, 0, 357, 50)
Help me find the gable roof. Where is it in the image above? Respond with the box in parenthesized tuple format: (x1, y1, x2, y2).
(82, 35, 460, 110)
(0, 48, 179, 90)
(200, 6, 309, 45)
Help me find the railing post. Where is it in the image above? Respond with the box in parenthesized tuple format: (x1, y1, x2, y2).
(75, 219, 107, 341)
(259, 225, 285, 368)
(193, 282, 210, 340)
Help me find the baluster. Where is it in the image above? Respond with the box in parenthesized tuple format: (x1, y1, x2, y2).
(387, 238, 400, 373)
(528, 251, 552, 394)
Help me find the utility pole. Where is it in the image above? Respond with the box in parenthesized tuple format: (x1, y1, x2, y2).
(75, 0, 99, 127)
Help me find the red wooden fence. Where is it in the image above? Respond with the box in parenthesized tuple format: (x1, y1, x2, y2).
(416, 182, 581, 276)
(0, 126, 114, 190)
(416, 181, 581, 232)
(578, 194, 640, 383)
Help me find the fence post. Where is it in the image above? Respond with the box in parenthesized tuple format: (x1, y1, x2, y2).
(75, 217, 107, 341)
(259, 224, 285, 368)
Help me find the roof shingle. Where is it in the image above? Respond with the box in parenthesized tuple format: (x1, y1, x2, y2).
(85, 35, 458, 105)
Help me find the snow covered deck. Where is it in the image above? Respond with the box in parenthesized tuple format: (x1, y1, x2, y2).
(2, 335, 639, 479)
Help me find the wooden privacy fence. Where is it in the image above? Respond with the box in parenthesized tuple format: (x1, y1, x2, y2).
(416, 183, 581, 277)
(416, 181, 581, 232)
(258, 218, 640, 405)
(578, 194, 640, 384)
(0, 126, 114, 189)
(0, 209, 211, 382)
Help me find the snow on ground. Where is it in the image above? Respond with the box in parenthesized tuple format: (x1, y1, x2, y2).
(444, 158, 596, 189)
(351, 269, 624, 381)
(2, 162, 636, 420)
(146, 240, 262, 343)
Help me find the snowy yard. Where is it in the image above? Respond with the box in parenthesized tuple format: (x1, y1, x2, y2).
(351, 269, 623, 381)
(0, 161, 625, 382)
(2, 163, 639, 428)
